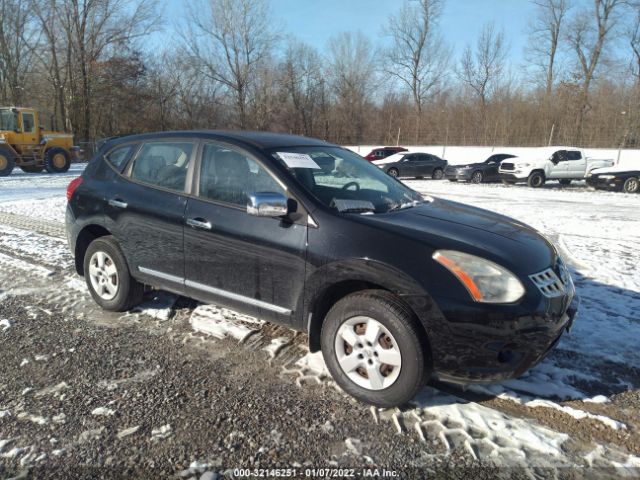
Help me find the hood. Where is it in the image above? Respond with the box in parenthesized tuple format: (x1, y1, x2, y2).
(354, 198, 556, 275)
(590, 165, 639, 175)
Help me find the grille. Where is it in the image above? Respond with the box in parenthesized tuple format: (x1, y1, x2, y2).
(501, 162, 515, 170)
(529, 268, 565, 298)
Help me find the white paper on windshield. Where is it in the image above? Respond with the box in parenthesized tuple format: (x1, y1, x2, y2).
(277, 152, 321, 169)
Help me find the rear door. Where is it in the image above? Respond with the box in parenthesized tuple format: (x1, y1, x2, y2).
(564, 150, 585, 178)
(105, 139, 196, 293)
(183, 141, 307, 325)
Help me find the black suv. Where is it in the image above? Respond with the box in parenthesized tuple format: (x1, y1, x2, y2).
(66, 131, 578, 407)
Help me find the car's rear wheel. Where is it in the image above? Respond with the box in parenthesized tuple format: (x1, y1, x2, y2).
(84, 236, 143, 311)
(432, 168, 444, 180)
(44, 148, 71, 173)
(527, 171, 545, 188)
(471, 171, 483, 183)
(20, 165, 44, 173)
(0, 147, 16, 177)
(559, 179, 571, 186)
(448, 179, 457, 182)
(623, 177, 639, 193)
(321, 290, 428, 407)
(387, 168, 399, 178)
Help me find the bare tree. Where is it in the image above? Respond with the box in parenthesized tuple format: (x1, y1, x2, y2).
(566, 0, 626, 141)
(184, 0, 277, 129)
(280, 39, 324, 136)
(385, 0, 451, 142)
(0, 0, 37, 104)
(327, 32, 378, 143)
(527, 0, 571, 98)
(459, 23, 508, 108)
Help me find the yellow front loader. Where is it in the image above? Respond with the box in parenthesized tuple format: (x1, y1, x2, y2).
(0, 107, 79, 176)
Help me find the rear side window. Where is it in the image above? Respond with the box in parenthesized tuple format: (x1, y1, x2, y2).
(130, 141, 194, 192)
(105, 145, 134, 171)
(199, 143, 284, 206)
(566, 150, 582, 160)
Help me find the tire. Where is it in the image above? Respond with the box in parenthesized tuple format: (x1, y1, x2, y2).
(431, 168, 444, 180)
(471, 171, 483, 183)
(83, 236, 144, 312)
(320, 289, 428, 407)
(448, 179, 457, 182)
(559, 179, 571, 186)
(623, 177, 639, 193)
(387, 168, 399, 178)
(44, 147, 71, 173)
(527, 171, 545, 188)
(20, 165, 44, 173)
(0, 146, 16, 177)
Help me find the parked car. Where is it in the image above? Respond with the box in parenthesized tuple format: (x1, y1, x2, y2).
(66, 131, 578, 408)
(499, 147, 613, 188)
(373, 152, 447, 179)
(586, 167, 640, 193)
(445, 153, 516, 183)
(363, 146, 408, 162)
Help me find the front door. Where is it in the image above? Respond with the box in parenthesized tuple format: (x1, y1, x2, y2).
(184, 142, 307, 325)
(15, 111, 38, 151)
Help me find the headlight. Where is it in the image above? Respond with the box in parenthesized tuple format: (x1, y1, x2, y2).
(433, 250, 525, 304)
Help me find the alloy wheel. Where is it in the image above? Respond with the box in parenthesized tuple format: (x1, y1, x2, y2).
(0, 155, 6, 171)
(88, 251, 119, 301)
(472, 171, 483, 183)
(624, 177, 639, 193)
(334, 316, 402, 390)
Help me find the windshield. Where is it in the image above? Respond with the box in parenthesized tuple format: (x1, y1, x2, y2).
(0, 109, 17, 131)
(271, 146, 423, 214)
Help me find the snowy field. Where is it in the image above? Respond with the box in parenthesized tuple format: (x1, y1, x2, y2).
(0, 164, 639, 476)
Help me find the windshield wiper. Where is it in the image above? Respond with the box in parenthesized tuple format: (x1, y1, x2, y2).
(387, 200, 421, 213)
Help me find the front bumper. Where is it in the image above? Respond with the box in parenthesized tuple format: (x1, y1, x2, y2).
(404, 286, 579, 385)
(499, 172, 526, 182)
(586, 176, 623, 191)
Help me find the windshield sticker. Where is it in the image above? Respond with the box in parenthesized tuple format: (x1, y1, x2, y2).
(277, 152, 321, 169)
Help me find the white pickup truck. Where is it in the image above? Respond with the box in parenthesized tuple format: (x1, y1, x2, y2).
(498, 147, 614, 188)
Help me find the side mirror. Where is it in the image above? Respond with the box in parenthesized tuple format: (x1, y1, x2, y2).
(247, 192, 288, 217)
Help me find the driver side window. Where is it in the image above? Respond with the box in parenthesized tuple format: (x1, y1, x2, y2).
(199, 143, 284, 206)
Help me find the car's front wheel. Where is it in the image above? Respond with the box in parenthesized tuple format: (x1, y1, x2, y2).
(387, 167, 399, 178)
(471, 171, 483, 183)
(623, 177, 639, 193)
(432, 168, 444, 180)
(321, 290, 428, 407)
(83, 236, 143, 311)
(527, 171, 545, 188)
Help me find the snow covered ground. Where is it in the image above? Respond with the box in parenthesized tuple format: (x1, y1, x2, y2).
(1, 164, 639, 475)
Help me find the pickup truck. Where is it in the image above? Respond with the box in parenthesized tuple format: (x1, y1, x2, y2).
(498, 147, 614, 188)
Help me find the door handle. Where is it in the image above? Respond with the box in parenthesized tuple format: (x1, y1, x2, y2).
(108, 199, 128, 209)
(186, 218, 212, 230)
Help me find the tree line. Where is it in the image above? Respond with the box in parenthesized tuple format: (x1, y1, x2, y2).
(0, 0, 639, 150)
